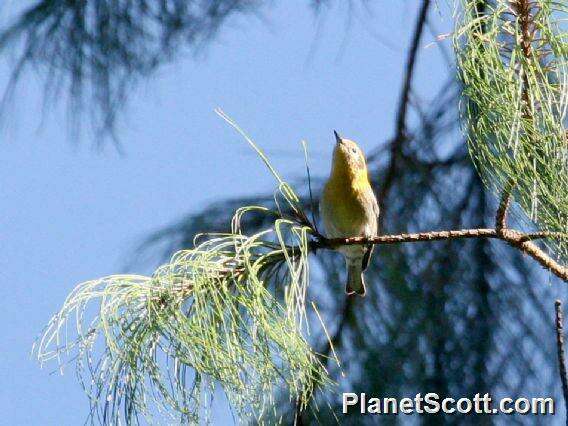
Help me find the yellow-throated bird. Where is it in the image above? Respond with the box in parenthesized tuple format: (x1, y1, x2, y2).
(320, 131, 379, 296)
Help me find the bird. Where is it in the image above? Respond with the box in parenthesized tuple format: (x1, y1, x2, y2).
(320, 131, 379, 296)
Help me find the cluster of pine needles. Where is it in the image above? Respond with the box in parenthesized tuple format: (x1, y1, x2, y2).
(455, 0, 568, 261)
(34, 110, 333, 424)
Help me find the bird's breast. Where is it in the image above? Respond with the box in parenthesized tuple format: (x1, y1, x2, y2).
(321, 177, 371, 237)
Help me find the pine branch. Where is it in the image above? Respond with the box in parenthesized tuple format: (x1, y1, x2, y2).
(310, 227, 567, 281)
(496, 178, 515, 232)
(456, 0, 568, 269)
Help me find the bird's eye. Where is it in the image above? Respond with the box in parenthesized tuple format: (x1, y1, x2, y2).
(351, 148, 357, 154)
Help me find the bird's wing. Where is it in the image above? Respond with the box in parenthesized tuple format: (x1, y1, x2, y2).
(361, 243, 374, 271)
(362, 188, 380, 234)
(371, 190, 380, 219)
(362, 188, 379, 271)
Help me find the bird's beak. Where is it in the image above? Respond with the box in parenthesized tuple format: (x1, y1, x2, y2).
(334, 130, 342, 145)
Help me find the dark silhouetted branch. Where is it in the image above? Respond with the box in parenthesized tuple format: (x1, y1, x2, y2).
(370, 0, 431, 205)
(393, 0, 431, 141)
(555, 300, 568, 425)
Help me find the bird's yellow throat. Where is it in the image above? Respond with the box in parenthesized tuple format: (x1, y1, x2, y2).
(329, 155, 372, 193)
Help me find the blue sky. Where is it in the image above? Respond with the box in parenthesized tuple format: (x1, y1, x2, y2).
(0, 1, 455, 424)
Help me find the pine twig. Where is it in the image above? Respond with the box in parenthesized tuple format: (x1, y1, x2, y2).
(496, 179, 514, 232)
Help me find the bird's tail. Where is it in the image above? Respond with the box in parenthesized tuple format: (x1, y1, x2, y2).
(346, 259, 366, 296)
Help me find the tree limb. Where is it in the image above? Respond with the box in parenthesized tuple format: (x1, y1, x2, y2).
(311, 228, 568, 281)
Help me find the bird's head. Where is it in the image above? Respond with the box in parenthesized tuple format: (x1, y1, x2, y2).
(331, 130, 368, 179)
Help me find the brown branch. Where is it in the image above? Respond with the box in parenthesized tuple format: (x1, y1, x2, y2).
(496, 179, 514, 232)
(321, 229, 499, 245)
(312, 228, 568, 281)
(502, 235, 567, 282)
(555, 300, 568, 424)
(519, 231, 567, 242)
(496, 1, 537, 232)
